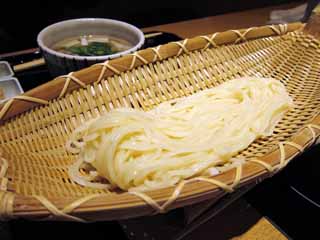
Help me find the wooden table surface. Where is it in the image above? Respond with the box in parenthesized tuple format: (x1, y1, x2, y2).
(184, 198, 288, 240)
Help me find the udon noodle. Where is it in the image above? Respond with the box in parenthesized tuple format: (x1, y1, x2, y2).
(67, 77, 293, 192)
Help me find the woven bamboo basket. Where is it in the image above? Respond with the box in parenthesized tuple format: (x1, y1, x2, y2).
(1, 13, 320, 222)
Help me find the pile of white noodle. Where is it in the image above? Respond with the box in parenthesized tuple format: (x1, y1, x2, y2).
(67, 77, 293, 192)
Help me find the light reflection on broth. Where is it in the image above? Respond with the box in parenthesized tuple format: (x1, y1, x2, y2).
(52, 35, 133, 56)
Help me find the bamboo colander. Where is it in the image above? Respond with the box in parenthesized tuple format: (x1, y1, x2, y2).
(1, 14, 320, 222)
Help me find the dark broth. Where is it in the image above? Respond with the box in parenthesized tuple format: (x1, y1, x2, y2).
(52, 35, 133, 56)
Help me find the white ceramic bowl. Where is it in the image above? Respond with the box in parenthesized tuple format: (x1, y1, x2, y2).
(37, 18, 145, 77)
(0, 61, 14, 79)
(0, 77, 24, 103)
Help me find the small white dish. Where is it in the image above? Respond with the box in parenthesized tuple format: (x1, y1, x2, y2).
(0, 61, 14, 79)
(0, 77, 24, 103)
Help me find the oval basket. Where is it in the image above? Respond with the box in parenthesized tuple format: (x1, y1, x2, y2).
(1, 15, 320, 222)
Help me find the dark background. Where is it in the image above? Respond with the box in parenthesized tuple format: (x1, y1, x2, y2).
(0, 0, 300, 53)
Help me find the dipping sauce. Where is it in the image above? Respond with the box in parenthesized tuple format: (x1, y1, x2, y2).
(52, 35, 133, 56)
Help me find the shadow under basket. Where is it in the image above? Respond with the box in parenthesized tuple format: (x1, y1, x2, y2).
(1, 13, 320, 222)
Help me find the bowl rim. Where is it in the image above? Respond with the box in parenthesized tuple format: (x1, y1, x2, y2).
(37, 18, 145, 61)
(0, 77, 24, 103)
(0, 61, 14, 79)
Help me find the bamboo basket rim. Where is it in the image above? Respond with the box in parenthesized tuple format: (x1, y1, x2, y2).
(1, 19, 320, 222)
